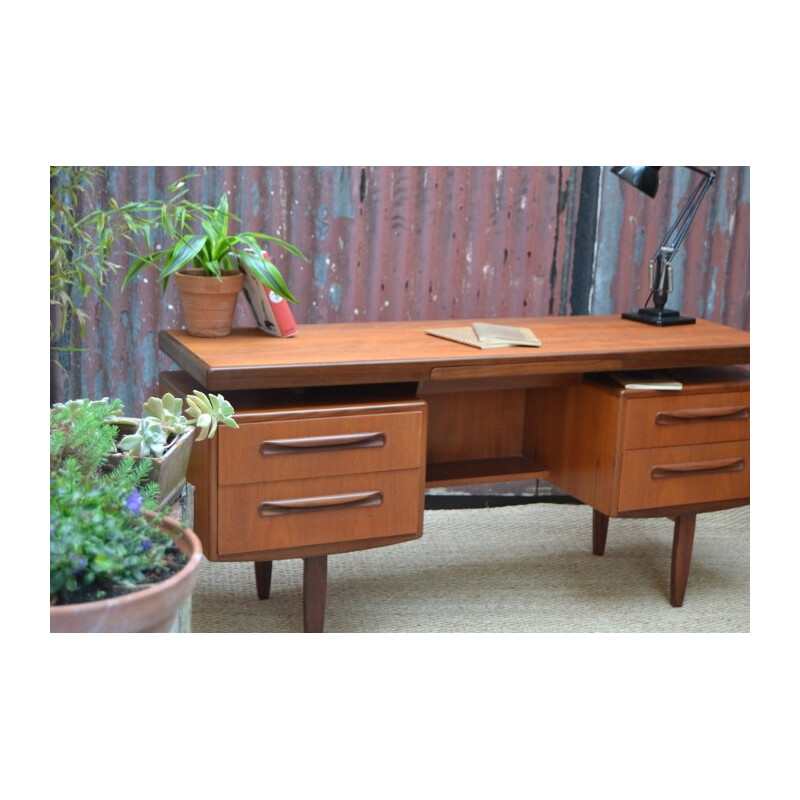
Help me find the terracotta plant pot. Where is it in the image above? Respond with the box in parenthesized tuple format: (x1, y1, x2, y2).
(50, 515, 203, 633)
(174, 269, 245, 337)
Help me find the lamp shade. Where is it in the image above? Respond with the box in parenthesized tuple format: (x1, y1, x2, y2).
(611, 166, 661, 198)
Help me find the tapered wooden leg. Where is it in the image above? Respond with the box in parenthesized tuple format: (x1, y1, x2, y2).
(592, 509, 609, 556)
(670, 514, 697, 607)
(254, 561, 273, 600)
(303, 556, 328, 633)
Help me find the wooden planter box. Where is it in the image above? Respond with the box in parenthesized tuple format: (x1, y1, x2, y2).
(106, 419, 196, 508)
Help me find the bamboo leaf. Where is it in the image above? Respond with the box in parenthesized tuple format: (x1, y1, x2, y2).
(122, 252, 165, 290)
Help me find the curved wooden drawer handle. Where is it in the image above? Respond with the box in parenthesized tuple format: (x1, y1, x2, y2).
(655, 406, 749, 424)
(651, 458, 745, 479)
(260, 432, 386, 455)
(259, 491, 384, 516)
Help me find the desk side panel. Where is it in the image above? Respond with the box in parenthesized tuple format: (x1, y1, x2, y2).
(525, 384, 622, 515)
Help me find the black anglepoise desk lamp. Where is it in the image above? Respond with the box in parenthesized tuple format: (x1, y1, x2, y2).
(611, 165, 716, 326)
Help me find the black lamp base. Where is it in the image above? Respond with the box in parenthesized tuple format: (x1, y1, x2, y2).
(622, 307, 696, 326)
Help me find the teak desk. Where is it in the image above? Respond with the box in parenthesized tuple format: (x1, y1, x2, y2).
(159, 316, 750, 632)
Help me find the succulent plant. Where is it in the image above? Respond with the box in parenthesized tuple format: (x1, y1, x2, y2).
(184, 390, 239, 441)
(140, 392, 190, 437)
(116, 390, 237, 457)
(117, 416, 170, 458)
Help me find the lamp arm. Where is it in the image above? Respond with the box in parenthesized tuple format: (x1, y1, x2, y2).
(685, 166, 714, 179)
(651, 168, 716, 262)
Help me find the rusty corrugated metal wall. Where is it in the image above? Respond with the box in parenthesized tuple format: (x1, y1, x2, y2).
(51, 166, 749, 412)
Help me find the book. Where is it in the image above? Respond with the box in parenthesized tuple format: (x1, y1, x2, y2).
(472, 322, 541, 347)
(609, 371, 683, 390)
(239, 251, 298, 337)
(426, 324, 541, 350)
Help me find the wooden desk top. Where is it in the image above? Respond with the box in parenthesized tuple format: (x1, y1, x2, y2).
(159, 316, 751, 391)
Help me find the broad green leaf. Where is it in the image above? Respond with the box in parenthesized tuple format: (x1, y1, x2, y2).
(217, 195, 229, 239)
(160, 234, 208, 278)
(212, 237, 232, 263)
(201, 219, 219, 241)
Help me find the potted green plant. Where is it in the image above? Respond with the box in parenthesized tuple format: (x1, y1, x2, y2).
(50, 397, 203, 633)
(122, 193, 306, 337)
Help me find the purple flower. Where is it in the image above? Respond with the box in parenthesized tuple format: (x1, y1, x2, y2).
(72, 556, 88, 575)
(125, 489, 143, 515)
(140, 538, 152, 551)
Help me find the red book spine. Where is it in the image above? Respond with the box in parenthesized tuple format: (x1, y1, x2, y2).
(266, 290, 298, 336)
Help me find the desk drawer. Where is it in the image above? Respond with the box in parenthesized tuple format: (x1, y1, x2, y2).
(621, 391, 750, 450)
(617, 440, 749, 512)
(219, 409, 425, 486)
(217, 469, 422, 555)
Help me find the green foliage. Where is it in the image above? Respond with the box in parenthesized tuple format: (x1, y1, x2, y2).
(50, 397, 181, 606)
(49, 167, 206, 345)
(50, 398, 123, 473)
(122, 193, 305, 302)
(50, 460, 173, 604)
(51, 169, 307, 352)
